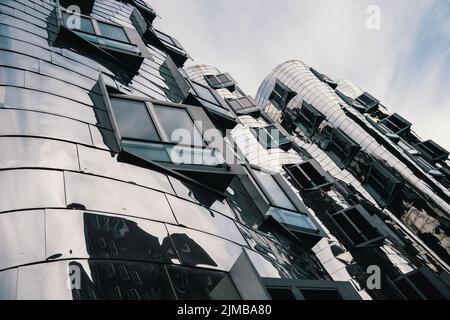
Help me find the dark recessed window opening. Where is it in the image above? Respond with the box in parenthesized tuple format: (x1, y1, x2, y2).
(251, 125, 292, 150)
(415, 140, 449, 163)
(226, 96, 260, 116)
(205, 73, 236, 91)
(330, 205, 384, 247)
(58, 0, 95, 15)
(355, 92, 379, 113)
(284, 160, 332, 191)
(379, 113, 412, 136)
(321, 128, 361, 169)
(299, 289, 343, 300)
(269, 80, 297, 111)
(310, 67, 337, 89)
(364, 160, 401, 207)
(295, 101, 325, 137)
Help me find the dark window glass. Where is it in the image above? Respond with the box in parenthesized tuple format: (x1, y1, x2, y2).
(333, 213, 365, 245)
(267, 287, 296, 300)
(356, 92, 379, 112)
(300, 289, 343, 300)
(295, 101, 324, 136)
(153, 105, 204, 147)
(253, 125, 290, 149)
(409, 272, 446, 300)
(415, 140, 449, 163)
(365, 160, 400, 207)
(110, 98, 161, 142)
(269, 80, 296, 111)
(97, 22, 129, 43)
(253, 171, 296, 211)
(395, 278, 422, 300)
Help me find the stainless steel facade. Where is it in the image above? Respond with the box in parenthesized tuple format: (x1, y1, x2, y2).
(0, 0, 449, 300)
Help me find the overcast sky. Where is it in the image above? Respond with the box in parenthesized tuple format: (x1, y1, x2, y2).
(149, 0, 450, 150)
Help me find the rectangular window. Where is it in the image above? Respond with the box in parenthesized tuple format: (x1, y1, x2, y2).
(226, 96, 259, 115)
(150, 29, 189, 67)
(389, 268, 450, 300)
(189, 81, 234, 118)
(415, 140, 449, 163)
(322, 128, 360, 169)
(355, 92, 379, 113)
(110, 97, 161, 142)
(251, 125, 291, 150)
(364, 159, 401, 207)
(97, 21, 130, 43)
(205, 73, 235, 90)
(295, 101, 325, 137)
(263, 278, 361, 300)
(284, 160, 332, 191)
(379, 113, 412, 136)
(330, 205, 384, 247)
(269, 80, 296, 111)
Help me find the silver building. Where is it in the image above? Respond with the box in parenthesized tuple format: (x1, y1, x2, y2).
(0, 0, 449, 300)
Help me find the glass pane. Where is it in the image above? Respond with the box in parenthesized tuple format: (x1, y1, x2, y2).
(253, 172, 296, 211)
(267, 287, 296, 300)
(97, 22, 129, 43)
(63, 13, 95, 34)
(110, 98, 161, 142)
(191, 82, 219, 104)
(154, 105, 204, 147)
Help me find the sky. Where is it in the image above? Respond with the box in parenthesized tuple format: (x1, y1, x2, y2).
(148, 0, 450, 150)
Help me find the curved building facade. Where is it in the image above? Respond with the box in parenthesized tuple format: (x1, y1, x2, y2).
(0, 0, 449, 301)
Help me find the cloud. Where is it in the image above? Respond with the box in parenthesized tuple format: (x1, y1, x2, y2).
(148, 0, 450, 150)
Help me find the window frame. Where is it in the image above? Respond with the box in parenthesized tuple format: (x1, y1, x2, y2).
(363, 159, 401, 208)
(294, 101, 325, 137)
(263, 278, 361, 300)
(283, 160, 333, 191)
(250, 124, 292, 150)
(269, 80, 297, 111)
(226, 96, 260, 116)
(204, 73, 236, 90)
(379, 113, 412, 136)
(414, 140, 449, 163)
(355, 92, 379, 113)
(330, 205, 385, 248)
(321, 128, 361, 169)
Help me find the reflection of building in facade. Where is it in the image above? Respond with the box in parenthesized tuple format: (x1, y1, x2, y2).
(0, 0, 449, 300)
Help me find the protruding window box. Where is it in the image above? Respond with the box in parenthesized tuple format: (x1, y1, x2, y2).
(310, 67, 337, 89)
(294, 101, 325, 137)
(263, 278, 361, 300)
(414, 140, 449, 163)
(185, 80, 237, 130)
(132, 0, 157, 25)
(330, 205, 385, 248)
(320, 128, 361, 169)
(335, 89, 367, 113)
(143, 28, 190, 67)
(100, 79, 243, 191)
(363, 159, 401, 208)
(56, 8, 151, 73)
(388, 268, 450, 300)
(247, 167, 325, 241)
(269, 80, 297, 111)
(250, 125, 292, 151)
(355, 92, 380, 113)
(378, 113, 412, 136)
(205, 73, 236, 91)
(283, 160, 334, 192)
(226, 96, 260, 116)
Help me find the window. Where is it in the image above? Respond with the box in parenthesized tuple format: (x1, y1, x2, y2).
(321, 128, 361, 169)
(269, 80, 296, 111)
(379, 113, 412, 136)
(263, 278, 361, 300)
(251, 125, 292, 150)
(335, 89, 367, 113)
(188, 81, 235, 119)
(153, 105, 204, 147)
(355, 92, 379, 113)
(330, 205, 385, 247)
(284, 160, 332, 191)
(389, 268, 450, 300)
(205, 73, 235, 91)
(226, 96, 259, 116)
(144, 29, 189, 67)
(294, 101, 325, 137)
(57, 7, 151, 71)
(107, 94, 225, 168)
(310, 67, 337, 89)
(364, 159, 401, 207)
(415, 140, 449, 163)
